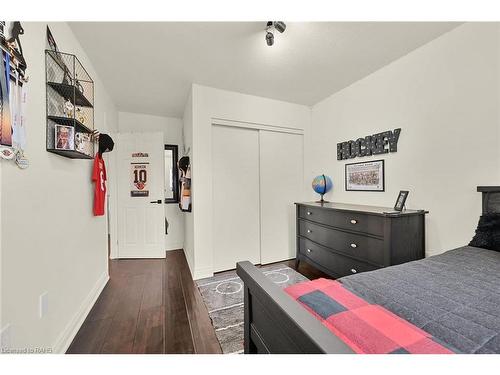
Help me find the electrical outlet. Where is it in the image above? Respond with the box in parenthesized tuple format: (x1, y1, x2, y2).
(39, 292, 49, 319)
(1, 324, 12, 350)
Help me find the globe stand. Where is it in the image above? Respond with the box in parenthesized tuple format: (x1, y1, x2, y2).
(316, 194, 329, 204)
(312, 174, 332, 204)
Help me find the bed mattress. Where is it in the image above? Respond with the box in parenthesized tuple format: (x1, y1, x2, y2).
(339, 246, 500, 353)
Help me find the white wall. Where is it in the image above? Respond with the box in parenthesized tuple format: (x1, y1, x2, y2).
(188, 84, 310, 279)
(117, 112, 184, 253)
(0, 22, 118, 352)
(308, 23, 500, 256)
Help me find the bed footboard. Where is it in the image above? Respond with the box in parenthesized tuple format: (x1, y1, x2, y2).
(236, 261, 354, 354)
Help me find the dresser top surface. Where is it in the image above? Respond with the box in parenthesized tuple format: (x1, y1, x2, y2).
(295, 202, 428, 217)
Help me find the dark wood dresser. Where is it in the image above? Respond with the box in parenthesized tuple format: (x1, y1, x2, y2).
(295, 202, 428, 278)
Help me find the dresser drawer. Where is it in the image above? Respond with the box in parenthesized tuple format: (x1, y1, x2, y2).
(299, 238, 378, 277)
(298, 220, 385, 266)
(298, 205, 384, 236)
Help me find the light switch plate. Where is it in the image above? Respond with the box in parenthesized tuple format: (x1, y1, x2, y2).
(39, 292, 49, 318)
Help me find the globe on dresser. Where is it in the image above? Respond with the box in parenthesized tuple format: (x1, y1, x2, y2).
(312, 174, 333, 203)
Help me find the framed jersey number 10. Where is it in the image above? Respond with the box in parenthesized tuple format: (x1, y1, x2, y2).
(133, 169, 147, 185)
(131, 162, 149, 197)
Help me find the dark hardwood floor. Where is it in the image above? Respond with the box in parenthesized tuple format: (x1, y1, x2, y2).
(67, 259, 165, 354)
(67, 250, 327, 354)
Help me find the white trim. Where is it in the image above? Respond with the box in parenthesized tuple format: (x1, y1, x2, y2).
(116, 253, 166, 259)
(165, 243, 184, 252)
(107, 133, 119, 260)
(183, 248, 195, 277)
(211, 118, 304, 135)
(52, 271, 109, 354)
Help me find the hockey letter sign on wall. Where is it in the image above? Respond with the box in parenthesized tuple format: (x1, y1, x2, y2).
(337, 128, 401, 160)
(130, 162, 149, 197)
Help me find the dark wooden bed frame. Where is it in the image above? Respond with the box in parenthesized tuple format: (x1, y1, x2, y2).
(236, 261, 353, 354)
(236, 187, 500, 354)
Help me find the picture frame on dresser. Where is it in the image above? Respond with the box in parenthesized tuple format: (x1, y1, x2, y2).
(394, 190, 409, 211)
(345, 159, 385, 192)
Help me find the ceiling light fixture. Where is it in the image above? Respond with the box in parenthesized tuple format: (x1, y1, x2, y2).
(265, 21, 286, 46)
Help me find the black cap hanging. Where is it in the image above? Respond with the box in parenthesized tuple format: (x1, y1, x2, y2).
(178, 156, 190, 173)
(98, 133, 114, 155)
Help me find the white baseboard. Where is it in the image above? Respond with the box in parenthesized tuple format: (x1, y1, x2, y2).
(53, 272, 109, 354)
(166, 243, 184, 251)
(116, 253, 166, 259)
(183, 248, 195, 276)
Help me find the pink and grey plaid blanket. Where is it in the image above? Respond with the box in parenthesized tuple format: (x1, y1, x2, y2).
(285, 278, 455, 354)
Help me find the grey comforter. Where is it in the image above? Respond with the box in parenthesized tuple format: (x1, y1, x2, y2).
(339, 246, 500, 353)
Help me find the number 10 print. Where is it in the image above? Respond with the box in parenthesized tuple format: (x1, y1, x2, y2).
(130, 162, 150, 197)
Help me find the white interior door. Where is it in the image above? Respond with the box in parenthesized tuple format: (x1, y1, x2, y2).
(212, 125, 260, 272)
(259, 131, 303, 264)
(116, 132, 165, 258)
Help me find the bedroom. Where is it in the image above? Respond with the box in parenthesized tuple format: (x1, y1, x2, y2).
(1, 0, 500, 373)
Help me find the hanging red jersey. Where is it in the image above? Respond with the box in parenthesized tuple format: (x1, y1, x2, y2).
(92, 153, 107, 216)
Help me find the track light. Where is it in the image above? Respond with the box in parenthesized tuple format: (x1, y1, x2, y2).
(274, 21, 286, 33)
(266, 31, 274, 46)
(265, 21, 286, 46)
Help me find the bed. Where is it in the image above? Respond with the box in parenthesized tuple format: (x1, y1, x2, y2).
(237, 245, 500, 354)
(236, 187, 500, 354)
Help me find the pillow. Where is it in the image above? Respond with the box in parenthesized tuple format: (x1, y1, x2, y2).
(469, 213, 500, 251)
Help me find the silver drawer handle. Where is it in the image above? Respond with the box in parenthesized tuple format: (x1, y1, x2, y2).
(350, 219, 357, 224)
(350, 243, 357, 248)
(351, 268, 357, 274)
(307, 248, 312, 253)
(307, 229, 312, 234)
(307, 211, 312, 216)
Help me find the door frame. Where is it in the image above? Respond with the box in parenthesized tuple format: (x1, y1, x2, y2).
(211, 118, 304, 136)
(107, 134, 119, 260)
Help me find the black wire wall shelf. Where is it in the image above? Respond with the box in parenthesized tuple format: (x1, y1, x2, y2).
(48, 148, 94, 159)
(45, 49, 95, 159)
(47, 82, 93, 107)
(47, 115, 93, 133)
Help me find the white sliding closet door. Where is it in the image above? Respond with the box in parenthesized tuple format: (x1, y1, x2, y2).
(212, 125, 260, 272)
(259, 131, 303, 265)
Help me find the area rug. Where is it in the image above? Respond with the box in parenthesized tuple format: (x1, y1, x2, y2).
(196, 264, 308, 354)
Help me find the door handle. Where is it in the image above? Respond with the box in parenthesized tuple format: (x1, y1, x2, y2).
(150, 199, 163, 204)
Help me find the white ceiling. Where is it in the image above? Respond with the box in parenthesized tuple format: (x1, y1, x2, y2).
(69, 22, 460, 118)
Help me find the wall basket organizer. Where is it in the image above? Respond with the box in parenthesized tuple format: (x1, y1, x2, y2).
(45, 50, 94, 159)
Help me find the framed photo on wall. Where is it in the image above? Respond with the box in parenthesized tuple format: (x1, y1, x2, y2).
(345, 159, 385, 192)
(54, 125, 74, 150)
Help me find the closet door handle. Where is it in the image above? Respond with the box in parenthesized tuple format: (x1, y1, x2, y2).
(307, 229, 312, 234)
(150, 199, 163, 204)
(307, 211, 312, 216)
(350, 219, 357, 224)
(306, 248, 312, 254)
(350, 243, 357, 248)
(351, 268, 357, 274)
